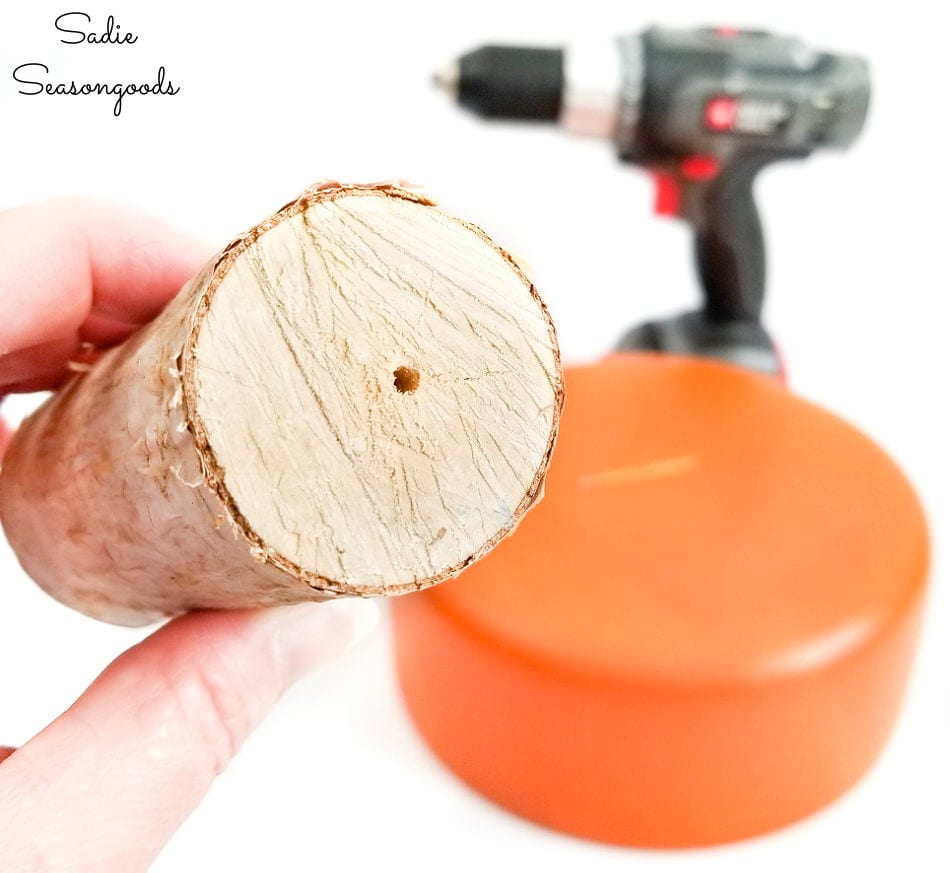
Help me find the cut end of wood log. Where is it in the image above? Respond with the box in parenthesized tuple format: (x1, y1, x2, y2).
(184, 183, 562, 595)
(0, 182, 563, 624)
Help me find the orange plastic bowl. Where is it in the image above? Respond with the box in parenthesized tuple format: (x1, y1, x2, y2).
(391, 354, 928, 847)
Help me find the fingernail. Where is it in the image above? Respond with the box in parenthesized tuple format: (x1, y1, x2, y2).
(268, 597, 381, 686)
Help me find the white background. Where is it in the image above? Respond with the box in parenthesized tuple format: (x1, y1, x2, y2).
(1, 1, 948, 870)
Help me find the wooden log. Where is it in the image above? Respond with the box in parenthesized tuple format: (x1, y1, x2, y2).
(0, 181, 563, 626)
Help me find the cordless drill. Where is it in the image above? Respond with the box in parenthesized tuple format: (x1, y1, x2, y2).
(434, 26, 871, 375)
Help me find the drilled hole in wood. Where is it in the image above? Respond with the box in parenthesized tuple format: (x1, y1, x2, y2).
(393, 366, 420, 394)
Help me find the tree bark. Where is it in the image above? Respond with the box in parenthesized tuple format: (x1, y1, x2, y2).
(0, 181, 562, 626)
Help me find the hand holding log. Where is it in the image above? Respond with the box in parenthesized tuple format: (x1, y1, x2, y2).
(0, 182, 562, 626)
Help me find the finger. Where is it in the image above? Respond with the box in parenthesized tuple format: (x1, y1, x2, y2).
(0, 747, 15, 765)
(0, 599, 379, 873)
(0, 197, 209, 359)
(0, 335, 81, 393)
(0, 318, 147, 394)
(80, 314, 147, 347)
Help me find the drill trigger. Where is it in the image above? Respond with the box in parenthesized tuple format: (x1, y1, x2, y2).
(651, 170, 681, 217)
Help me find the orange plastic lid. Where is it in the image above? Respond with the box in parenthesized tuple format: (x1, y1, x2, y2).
(392, 354, 929, 847)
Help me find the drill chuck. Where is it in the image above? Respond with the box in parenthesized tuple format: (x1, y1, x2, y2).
(450, 45, 564, 121)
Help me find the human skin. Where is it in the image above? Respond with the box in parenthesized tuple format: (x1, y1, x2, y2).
(0, 199, 376, 872)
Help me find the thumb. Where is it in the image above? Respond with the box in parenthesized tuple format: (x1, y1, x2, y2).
(0, 599, 378, 873)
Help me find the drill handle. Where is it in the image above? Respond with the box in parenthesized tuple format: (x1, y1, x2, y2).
(688, 153, 774, 323)
(694, 159, 764, 322)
